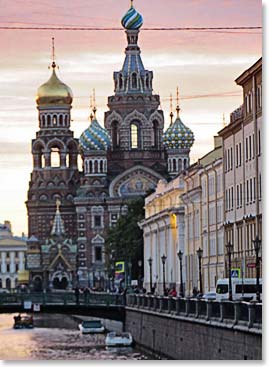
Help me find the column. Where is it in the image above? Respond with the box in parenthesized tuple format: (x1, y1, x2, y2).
(60, 153, 66, 168)
(10, 252, 15, 273)
(1, 252, 6, 274)
(19, 252, 25, 271)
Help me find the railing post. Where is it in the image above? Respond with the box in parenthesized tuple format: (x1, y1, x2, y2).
(176, 297, 180, 315)
(248, 303, 255, 328)
(153, 296, 158, 311)
(185, 298, 190, 316)
(234, 302, 241, 325)
(219, 301, 224, 322)
(160, 296, 164, 313)
(206, 301, 212, 321)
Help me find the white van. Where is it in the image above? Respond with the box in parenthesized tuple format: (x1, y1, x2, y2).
(216, 278, 262, 302)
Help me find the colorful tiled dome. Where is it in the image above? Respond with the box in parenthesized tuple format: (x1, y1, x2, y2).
(121, 3, 143, 30)
(163, 116, 195, 150)
(79, 118, 111, 151)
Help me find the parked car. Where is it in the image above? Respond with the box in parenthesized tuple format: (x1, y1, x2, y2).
(202, 292, 216, 300)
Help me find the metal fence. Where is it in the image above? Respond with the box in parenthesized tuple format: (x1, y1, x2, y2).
(0, 292, 125, 307)
(127, 294, 262, 329)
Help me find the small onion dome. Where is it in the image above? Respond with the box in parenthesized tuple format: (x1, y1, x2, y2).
(36, 65, 73, 106)
(121, 4, 143, 30)
(163, 116, 195, 150)
(79, 118, 111, 152)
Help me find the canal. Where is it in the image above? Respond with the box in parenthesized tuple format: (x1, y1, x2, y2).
(0, 313, 153, 360)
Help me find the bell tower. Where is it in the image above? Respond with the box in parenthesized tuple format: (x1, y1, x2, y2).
(26, 39, 80, 241)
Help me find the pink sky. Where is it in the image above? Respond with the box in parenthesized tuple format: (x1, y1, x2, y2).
(0, 0, 262, 236)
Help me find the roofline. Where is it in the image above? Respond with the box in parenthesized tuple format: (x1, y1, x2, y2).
(235, 57, 262, 86)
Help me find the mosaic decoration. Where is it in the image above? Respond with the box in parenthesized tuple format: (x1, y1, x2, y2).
(163, 116, 195, 150)
(79, 118, 111, 151)
(121, 4, 143, 30)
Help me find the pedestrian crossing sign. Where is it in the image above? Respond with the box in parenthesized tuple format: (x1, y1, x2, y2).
(231, 268, 241, 278)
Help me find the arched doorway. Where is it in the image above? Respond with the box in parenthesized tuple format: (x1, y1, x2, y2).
(6, 278, 11, 290)
(33, 276, 43, 292)
(53, 277, 68, 290)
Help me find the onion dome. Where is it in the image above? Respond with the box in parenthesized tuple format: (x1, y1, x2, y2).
(36, 63, 73, 106)
(163, 114, 195, 150)
(79, 116, 111, 152)
(121, 1, 143, 30)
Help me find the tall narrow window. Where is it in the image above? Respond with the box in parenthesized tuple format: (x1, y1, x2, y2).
(153, 120, 159, 148)
(119, 74, 123, 90)
(51, 147, 60, 167)
(112, 121, 119, 149)
(131, 124, 139, 149)
(132, 73, 138, 89)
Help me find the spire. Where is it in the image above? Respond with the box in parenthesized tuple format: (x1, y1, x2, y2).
(51, 37, 56, 69)
(51, 199, 65, 237)
(92, 88, 97, 118)
(130, 0, 134, 8)
(169, 93, 174, 126)
(176, 86, 181, 118)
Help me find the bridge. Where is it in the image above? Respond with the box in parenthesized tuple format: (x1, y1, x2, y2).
(0, 292, 125, 322)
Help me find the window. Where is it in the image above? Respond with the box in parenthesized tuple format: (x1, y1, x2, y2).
(6, 264, 10, 273)
(250, 178, 253, 203)
(132, 73, 138, 89)
(131, 124, 139, 149)
(259, 174, 262, 200)
(239, 142, 242, 166)
(94, 215, 101, 227)
(95, 247, 102, 262)
(153, 120, 159, 148)
(249, 136, 252, 160)
(245, 137, 249, 161)
(240, 183, 243, 207)
(236, 185, 239, 208)
(230, 147, 233, 170)
(51, 147, 61, 167)
(236, 145, 239, 167)
(112, 121, 119, 149)
(231, 186, 234, 210)
(258, 130, 261, 156)
(253, 177, 256, 202)
(246, 180, 249, 204)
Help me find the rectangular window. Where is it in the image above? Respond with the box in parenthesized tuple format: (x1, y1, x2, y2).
(252, 134, 255, 159)
(231, 186, 234, 209)
(230, 147, 233, 170)
(245, 137, 248, 161)
(259, 174, 262, 200)
(236, 185, 239, 208)
(239, 142, 242, 166)
(240, 183, 243, 207)
(95, 246, 102, 262)
(236, 145, 238, 167)
(249, 136, 252, 160)
(250, 178, 253, 203)
(253, 177, 256, 202)
(94, 215, 101, 227)
(258, 130, 261, 156)
(246, 180, 249, 204)
(6, 264, 10, 273)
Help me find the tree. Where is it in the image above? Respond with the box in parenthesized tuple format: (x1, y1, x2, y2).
(105, 197, 145, 281)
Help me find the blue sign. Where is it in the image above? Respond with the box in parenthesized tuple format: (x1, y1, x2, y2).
(231, 268, 241, 278)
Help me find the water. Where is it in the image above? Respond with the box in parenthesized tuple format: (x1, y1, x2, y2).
(0, 314, 151, 360)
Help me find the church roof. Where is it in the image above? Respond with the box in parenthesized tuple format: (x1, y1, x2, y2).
(79, 118, 111, 152)
(163, 115, 195, 150)
(121, 2, 143, 30)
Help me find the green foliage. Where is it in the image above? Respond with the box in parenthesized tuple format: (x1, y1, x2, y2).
(105, 197, 145, 272)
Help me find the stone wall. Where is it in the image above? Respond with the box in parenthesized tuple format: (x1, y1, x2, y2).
(125, 308, 262, 360)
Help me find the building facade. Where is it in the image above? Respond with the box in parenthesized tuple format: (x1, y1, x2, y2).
(26, 3, 188, 289)
(182, 136, 224, 295)
(218, 58, 262, 279)
(0, 221, 27, 290)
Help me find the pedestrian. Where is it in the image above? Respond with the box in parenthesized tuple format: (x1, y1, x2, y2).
(169, 287, 177, 297)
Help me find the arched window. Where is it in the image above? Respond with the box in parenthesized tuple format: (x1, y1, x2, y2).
(132, 73, 138, 89)
(42, 115, 45, 127)
(51, 147, 60, 167)
(145, 74, 150, 89)
(131, 123, 139, 149)
(53, 115, 57, 126)
(178, 159, 182, 172)
(100, 160, 103, 173)
(112, 121, 119, 149)
(184, 158, 188, 169)
(153, 120, 159, 148)
(47, 115, 51, 126)
(94, 160, 98, 173)
(119, 74, 123, 90)
(41, 154, 45, 168)
(173, 158, 177, 172)
(65, 115, 68, 126)
(89, 160, 93, 174)
(59, 115, 63, 126)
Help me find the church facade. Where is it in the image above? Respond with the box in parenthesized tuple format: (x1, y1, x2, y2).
(26, 3, 194, 289)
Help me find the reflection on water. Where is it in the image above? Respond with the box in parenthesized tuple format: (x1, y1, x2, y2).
(0, 314, 150, 360)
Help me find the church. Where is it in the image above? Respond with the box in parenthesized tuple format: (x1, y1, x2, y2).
(26, 2, 194, 290)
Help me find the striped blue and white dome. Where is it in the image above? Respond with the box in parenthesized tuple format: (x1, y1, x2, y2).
(163, 117, 195, 150)
(121, 3, 143, 30)
(79, 118, 111, 151)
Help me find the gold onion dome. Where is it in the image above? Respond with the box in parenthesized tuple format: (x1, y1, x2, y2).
(36, 63, 73, 106)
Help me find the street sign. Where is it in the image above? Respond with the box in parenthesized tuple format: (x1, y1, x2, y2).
(33, 303, 41, 312)
(231, 268, 241, 278)
(23, 301, 32, 310)
(247, 263, 256, 268)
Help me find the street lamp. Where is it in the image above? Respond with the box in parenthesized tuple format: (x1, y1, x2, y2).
(148, 257, 153, 293)
(177, 250, 184, 297)
(161, 254, 167, 296)
(252, 236, 261, 302)
(196, 247, 203, 295)
(226, 241, 233, 301)
(138, 260, 143, 289)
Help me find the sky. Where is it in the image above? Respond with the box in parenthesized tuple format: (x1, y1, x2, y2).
(0, 0, 262, 236)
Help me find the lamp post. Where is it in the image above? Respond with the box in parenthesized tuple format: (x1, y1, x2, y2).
(148, 257, 153, 293)
(226, 241, 233, 301)
(177, 250, 184, 297)
(196, 247, 203, 295)
(252, 236, 261, 302)
(161, 254, 167, 295)
(138, 260, 142, 289)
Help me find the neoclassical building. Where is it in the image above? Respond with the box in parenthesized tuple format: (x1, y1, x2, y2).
(0, 221, 27, 290)
(26, 3, 190, 289)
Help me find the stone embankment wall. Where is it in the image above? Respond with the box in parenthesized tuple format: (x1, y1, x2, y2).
(125, 308, 262, 360)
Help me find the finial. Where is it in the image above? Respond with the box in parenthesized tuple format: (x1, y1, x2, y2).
(223, 113, 226, 127)
(169, 93, 174, 125)
(130, 0, 134, 8)
(176, 86, 180, 118)
(56, 198, 61, 211)
(90, 113, 94, 122)
(51, 37, 56, 69)
(92, 88, 97, 117)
